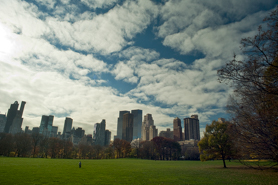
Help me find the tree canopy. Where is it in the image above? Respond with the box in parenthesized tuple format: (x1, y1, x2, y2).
(218, 6, 278, 168)
(198, 120, 233, 168)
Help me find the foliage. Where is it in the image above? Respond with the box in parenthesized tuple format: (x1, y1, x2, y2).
(198, 120, 233, 168)
(151, 136, 181, 160)
(218, 7, 278, 168)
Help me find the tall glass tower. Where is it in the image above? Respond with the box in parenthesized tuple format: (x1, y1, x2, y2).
(131, 109, 142, 140)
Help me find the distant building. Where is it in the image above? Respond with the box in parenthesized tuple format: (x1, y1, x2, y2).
(115, 110, 130, 139)
(159, 128, 173, 139)
(141, 114, 157, 141)
(0, 114, 7, 133)
(25, 126, 32, 134)
(4, 101, 26, 134)
(32, 127, 40, 134)
(51, 126, 58, 137)
(105, 130, 111, 146)
(70, 127, 85, 145)
(184, 115, 200, 140)
(8, 101, 26, 134)
(63, 117, 73, 139)
(93, 119, 106, 146)
(122, 112, 133, 142)
(131, 109, 142, 140)
(173, 117, 182, 141)
(39, 115, 54, 137)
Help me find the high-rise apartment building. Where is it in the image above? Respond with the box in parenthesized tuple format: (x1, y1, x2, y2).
(173, 117, 182, 141)
(115, 110, 130, 139)
(39, 115, 54, 137)
(32, 127, 40, 134)
(141, 114, 157, 141)
(63, 117, 73, 139)
(0, 114, 7, 133)
(122, 112, 133, 142)
(93, 119, 106, 146)
(105, 130, 111, 146)
(131, 109, 142, 140)
(51, 126, 58, 137)
(184, 115, 200, 140)
(159, 128, 174, 139)
(4, 101, 26, 134)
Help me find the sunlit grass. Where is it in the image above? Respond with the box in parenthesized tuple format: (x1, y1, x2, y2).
(0, 157, 277, 184)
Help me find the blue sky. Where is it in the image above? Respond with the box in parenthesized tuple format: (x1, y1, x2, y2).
(0, 0, 277, 138)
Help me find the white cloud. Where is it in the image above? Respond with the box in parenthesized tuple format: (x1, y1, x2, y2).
(81, 0, 118, 9)
(34, 0, 56, 9)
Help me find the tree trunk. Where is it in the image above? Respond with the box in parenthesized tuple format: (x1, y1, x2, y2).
(222, 152, 226, 168)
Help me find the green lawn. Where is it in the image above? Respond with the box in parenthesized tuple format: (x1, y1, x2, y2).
(0, 158, 277, 185)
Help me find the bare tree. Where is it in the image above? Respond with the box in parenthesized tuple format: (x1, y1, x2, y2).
(218, 7, 278, 168)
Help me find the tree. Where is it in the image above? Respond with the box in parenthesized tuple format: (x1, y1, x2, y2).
(218, 7, 278, 167)
(198, 120, 233, 168)
(61, 139, 73, 159)
(152, 136, 181, 160)
(113, 138, 122, 158)
(14, 133, 32, 157)
(31, 133, 42, 158)
(140, 140, 154, 159)
(48, 137, 62, 158)
(39, 137, 49, 158)
(121, 140, 131, 158)
(0, 133, 14, 156)
(130, 138, 141, 158)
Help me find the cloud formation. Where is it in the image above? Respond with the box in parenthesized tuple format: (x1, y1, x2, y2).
(0, 0, 277, 137)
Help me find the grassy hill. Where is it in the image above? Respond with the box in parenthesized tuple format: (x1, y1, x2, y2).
(0, 157, 277, 184)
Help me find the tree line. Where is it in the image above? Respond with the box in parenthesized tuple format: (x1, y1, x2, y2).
(0, 132, 184, 160)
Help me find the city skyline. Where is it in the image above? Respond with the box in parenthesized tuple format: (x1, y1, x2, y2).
(1, 0, 277, 138)
(1, 101, 201, 141)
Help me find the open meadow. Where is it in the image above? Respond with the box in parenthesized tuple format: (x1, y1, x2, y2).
(0, 157, 277, 185)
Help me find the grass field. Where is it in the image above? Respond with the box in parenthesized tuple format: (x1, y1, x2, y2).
(0, 157, 277, 185)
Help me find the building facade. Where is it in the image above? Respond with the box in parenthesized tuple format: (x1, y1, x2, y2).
(131, 109, 142, 140)
(105, 130, 111, 146)
(63, 117, 73, 139)
(122, 112, 133, 142)
(0, 114, 7, 133)
(4, 101, 26, 134)
(93, 119, 106, 146)
(141, 114, 157, 141)
(159, 128, 173, 139)
(184, 115, 200, 140)
(39, 115, 54, 137)
(115, 110, 130, 140)
(173, 117, 182, 141)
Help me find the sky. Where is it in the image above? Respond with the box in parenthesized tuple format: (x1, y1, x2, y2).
(0, 0, 277, 138)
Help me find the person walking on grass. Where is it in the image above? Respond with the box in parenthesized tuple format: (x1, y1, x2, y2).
(79, 161, 81, 168)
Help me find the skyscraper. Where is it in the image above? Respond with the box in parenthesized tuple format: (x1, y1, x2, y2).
(6, 101, 26, 134)
(39, 115, 54, 137)
(173, 117, 182, 141)
(4, 101, 26, 133)
(141, 114, 157, 141)
(105, 130, 111, 146)
(63, 117, 73, 139)
(93, 119, 106, 146)
(131, 109, 142, 140)
(115, 110, 129, 139)
(122, 112, 133, 142)
(0, 114, 7, 133)
(184, 115, 200, 140)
